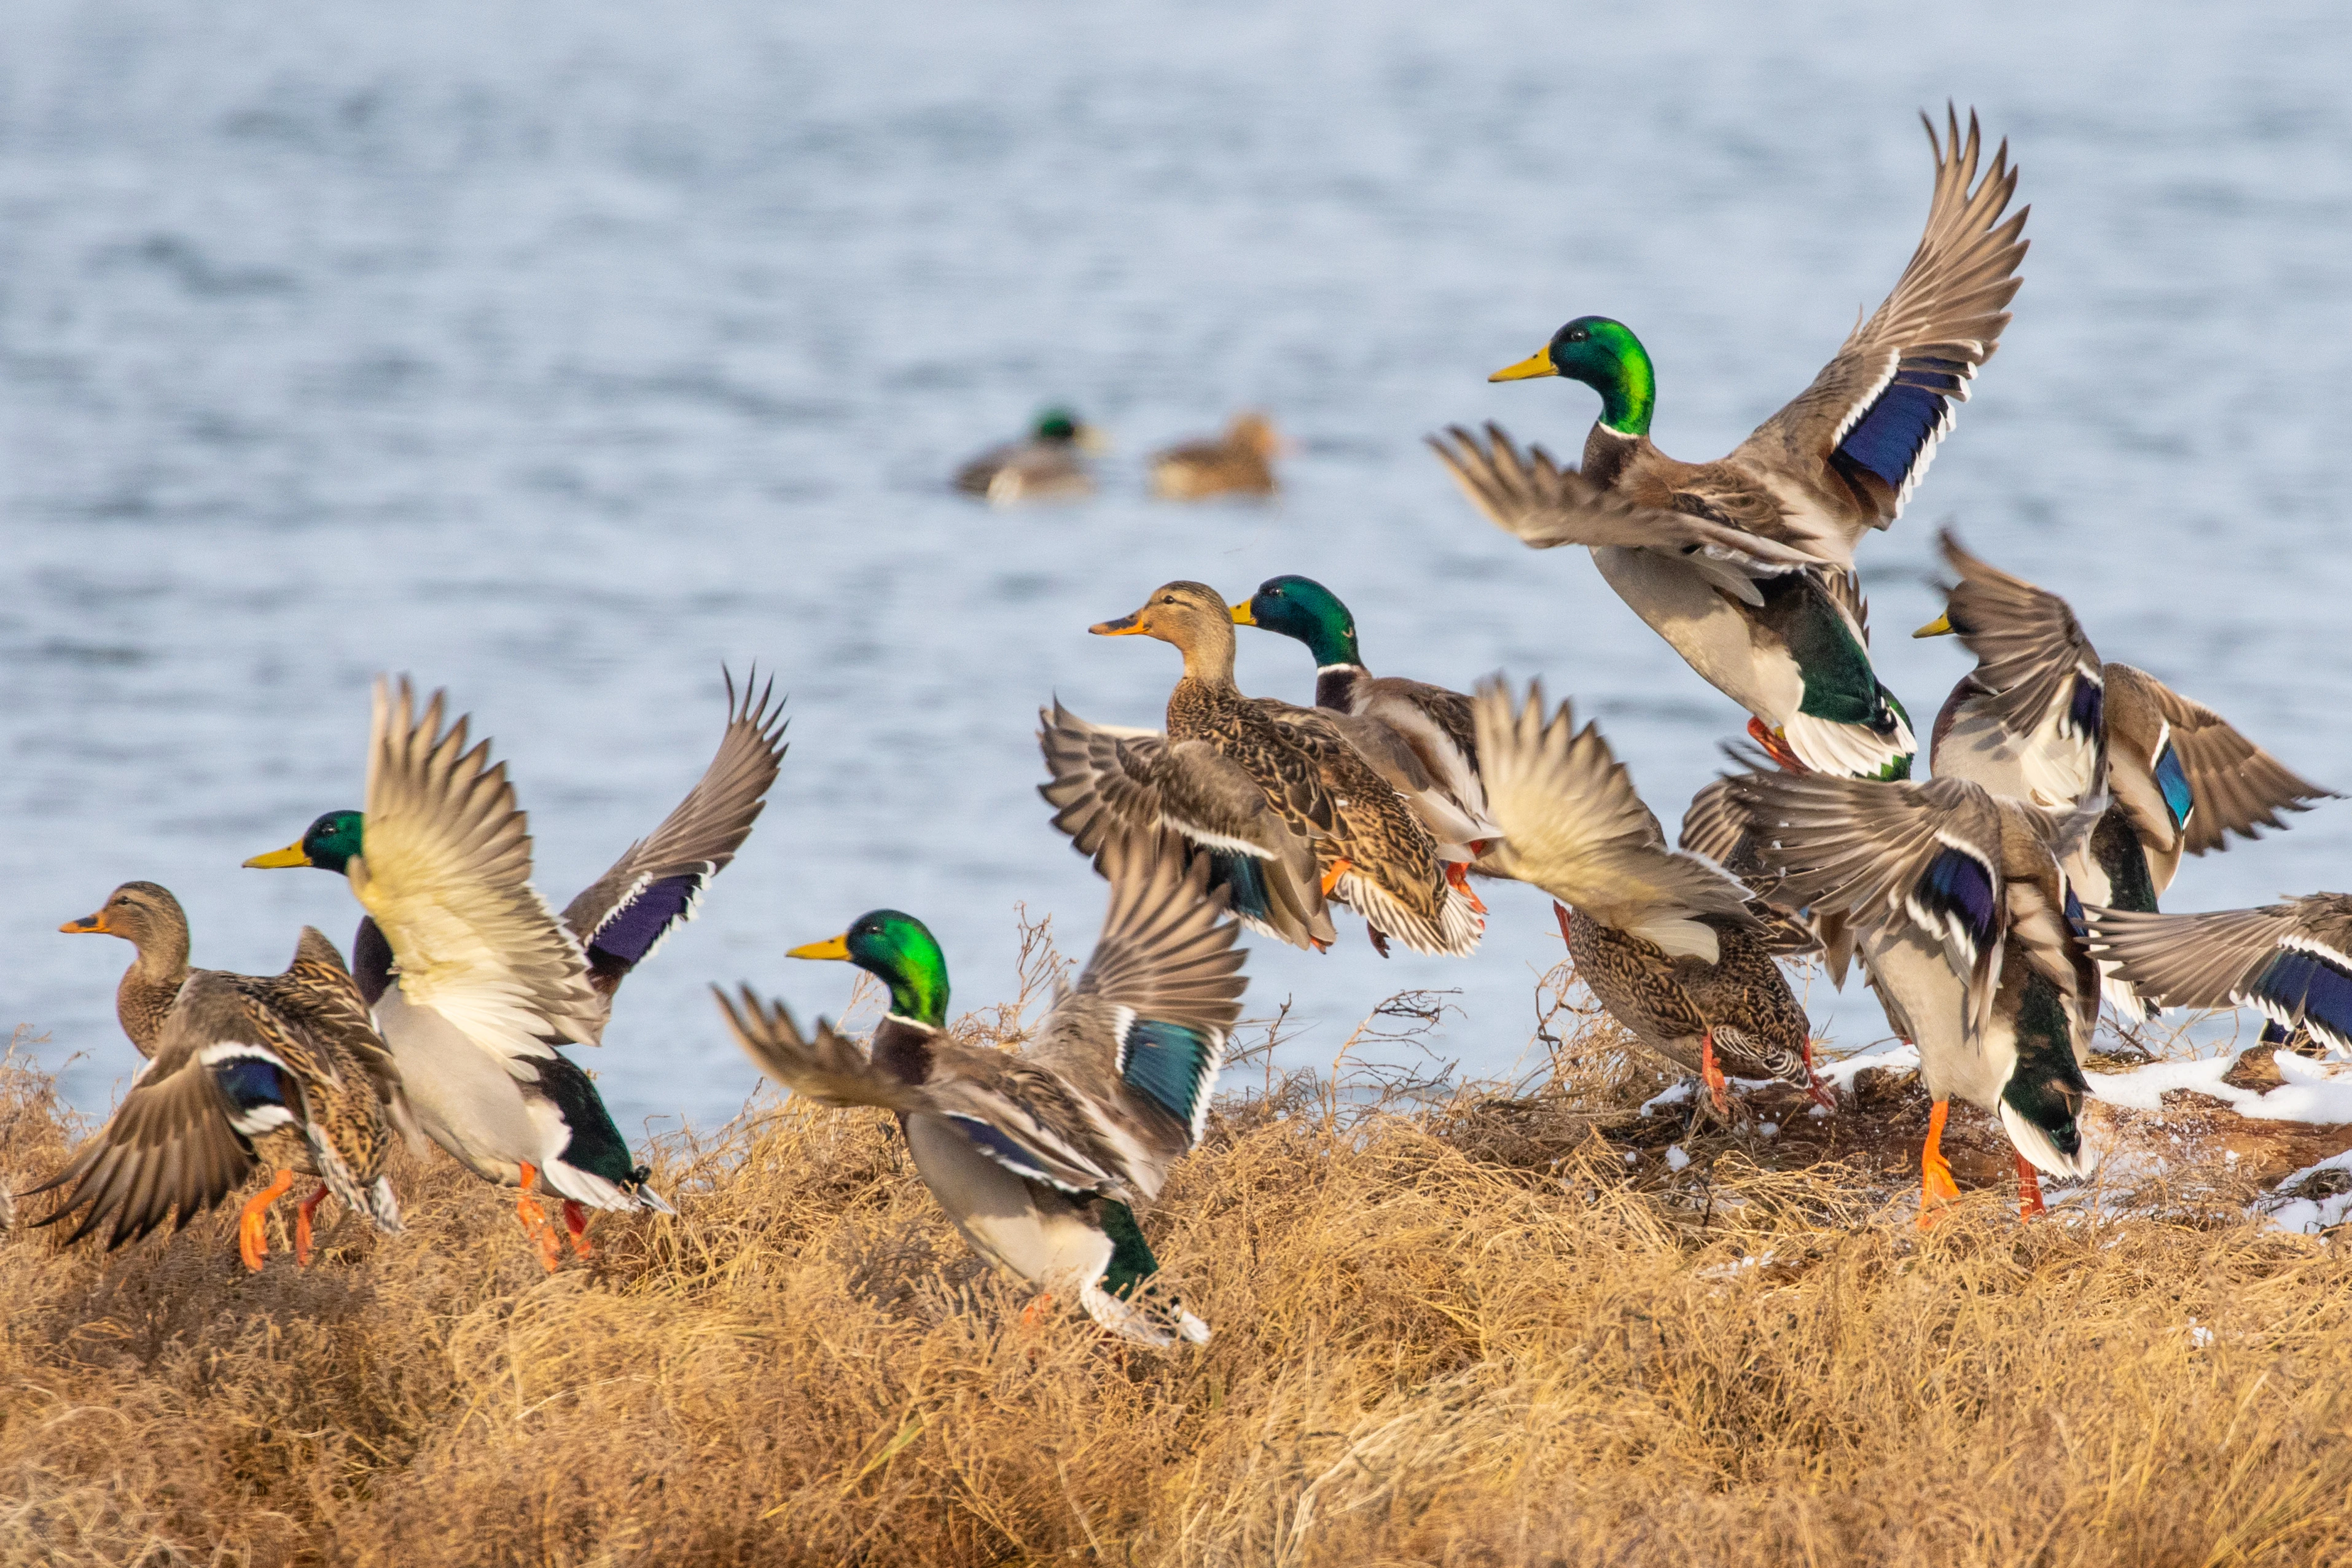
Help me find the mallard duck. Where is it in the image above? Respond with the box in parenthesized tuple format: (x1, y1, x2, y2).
(1676, 775, 1835, 963)
(1074, 581, 1482, 958)
(39, 882, 410, 1268)
(1149, 412, 1283, 501)
(955, 407, 1104, 504)
(717, 829, 1242, 1347)
(1475, 682, 1823, 1110)
(1230, 574, 1501, 877)
(1437, 111, 2028, 779)
(241, 676, 782, 1265)
(2083, 897, 2352, 1056)
(1914, 530, 2334, 1016)
(1727, 770, 2098, 1223)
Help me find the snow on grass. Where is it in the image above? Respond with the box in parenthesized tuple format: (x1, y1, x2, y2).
(2089, 1048, 2352, 1125)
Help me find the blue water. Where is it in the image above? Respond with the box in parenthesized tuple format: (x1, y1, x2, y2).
(4, 0, 2348, 1134)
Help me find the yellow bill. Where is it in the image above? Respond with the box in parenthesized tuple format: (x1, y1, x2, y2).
(1912, 612, 1954, 639)
(59, 910, 109, 934)
(243, 841, 312, 869)
(788, 934, 853, 961)
(1488, 346, 1557, 383)
(1229, 601, 1256, 625)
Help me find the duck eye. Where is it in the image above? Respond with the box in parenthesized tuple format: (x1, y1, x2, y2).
(1567, 329, 1588, 343)
(1161, 595, 1176, 604)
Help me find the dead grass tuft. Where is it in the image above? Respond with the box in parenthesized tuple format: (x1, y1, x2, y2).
(7, 950, 2352, 1566)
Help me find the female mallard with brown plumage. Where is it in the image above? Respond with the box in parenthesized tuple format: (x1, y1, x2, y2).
(1050, 580, 1482, 958)
(1434, 109, 2030, 780)
(717, 829, 1243, 1348)
(1474, 681, 1824, 1112)
(40, 881, 411, 1269)
(1149, 412, 1284, 501)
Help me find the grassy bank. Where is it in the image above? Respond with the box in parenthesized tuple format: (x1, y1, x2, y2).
(5, 958, 2352, 1567)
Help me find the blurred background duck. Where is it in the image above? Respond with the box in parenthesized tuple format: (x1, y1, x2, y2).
(1149, 412, 1284, 501)
(243, 676, 783, 1267)
(719, 829, 1242, 1348)
(40, 881, 411, 1270)
(954, 407, 1106, 504)
(1442, 109, 2029, 780)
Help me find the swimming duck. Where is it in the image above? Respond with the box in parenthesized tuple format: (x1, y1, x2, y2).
(1440, 110, 2027, 778)
(1073, 581, 1482, 958)
(242, 676, 782, 1265)
(1914, 530, 2333, 1016)
(1727, 769, 2099, 1223)
(2084, 896, 2352, 1058)
(1476, 682, 1823, 1110)
(1149, 412, 1283, 501)
(717, 828, 1243, 1348)
(1230, 574, 1501, 875)
(38, 882, 410, 1269)
(955, 408, 1104, 504)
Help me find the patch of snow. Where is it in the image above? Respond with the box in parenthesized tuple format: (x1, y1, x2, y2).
(1641, 1082, 1694, 1117)
(2090, 1049, 2352, 1125)
(1696, 1250, 1775, 1282)
(1811, 1042, 1920, 1095)
(1622, 1150, 1638, 1166)
(2187, 1318, 2214, 1349)
(1665, 1145, 1690, 1172)
(1758, 1121, 1779, 1137)
(2255, 1148, 2352, 1235)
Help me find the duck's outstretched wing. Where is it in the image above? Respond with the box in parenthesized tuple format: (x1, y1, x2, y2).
(2082, 894, 2352, 1053)
(1678, 777, 1827, 959)
(1726, 770, 2010, 1040)
(563, 672, 789, 997)
(2101, 664, 2335, 857)
(349, 677, 602, 1061)
(1026, 830, 1246, 1198)
(713, 988, 910, 1110)
(1429, 424, 1825, 579)
(1926, 529, 2106, 807)
(1474, 681, 1752, 959)
(1037, 700, 1335, 951)
(1735, 107, 2028, 542)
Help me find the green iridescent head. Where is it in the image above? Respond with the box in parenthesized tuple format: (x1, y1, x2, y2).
(1034, 407, 1082, 442)
(1231, 575, 1363, 669)
(790, 910, 950, 1027)
(244, 810, 364, 875)
(1489, 315, 1657, 437)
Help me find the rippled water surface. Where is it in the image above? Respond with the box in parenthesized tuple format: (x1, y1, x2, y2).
(4, 0, 2348, 1131)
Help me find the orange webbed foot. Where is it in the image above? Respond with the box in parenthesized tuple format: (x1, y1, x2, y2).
(1318, 857, 1353, 899)
(1800, 1036, 1837, 1112)
(1442, 860, 1487, 915)
(515, 1162, 565, 1273)
(238, 1169, 296, 1273)
(1918, 1100, 1959, 1230)
(1019, 1292, 1057, 1330)
(1698, 1029, 1731, 1116)
(294, 1182, 332, 1267)
(1746, 717, 1810, 775)
(561, 1199, 594, 1257)
(2015, 1152, 2046, 1222)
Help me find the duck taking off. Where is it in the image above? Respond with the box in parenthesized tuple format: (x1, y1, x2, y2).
(39, 883, 411, 1270)
(1438, 109, 2030, 779)
(718, 829, 1244, 1348)
(242, 676, 783, 1266)
(1474, 681, 1825, 1112)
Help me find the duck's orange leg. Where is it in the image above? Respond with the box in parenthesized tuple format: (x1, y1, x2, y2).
(2015, 1152, 2047, 1222)
(1442, 860, 1487, 915)
(1318, 857, 1353, 898)
(515, 1162, 565, 1272)
(561, 1199, 594, 1257)
(1746, 717, 1810, 775)
(238, 1169, 296, 1272)
(1019, 1292, 1057, 1329)
(1553, 900, 1574, 946)
(1698, 1028, 1730, 1115)
(294, 1182, 332, 1266)
(1800, 1037, 1836, 1110)
(1918, 1099, 1960, 1230)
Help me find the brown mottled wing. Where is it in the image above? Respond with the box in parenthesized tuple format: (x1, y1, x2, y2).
(2104, 664, 2336, 856)
(261, 927, 412, 1134)
(1036, 701, 1334, 950)
(2077, 902, 2310, 1012)
(1678, 777, 1821, 958)
(561, 673, 788, 996)
(1931, 530, 2100, 739)
(1732, 107, 2028, 542)
(714, 988, 915, 1110)
(21, 980, 270, 1249)
(1725, 771, 2007, 1037)
(1429, 424, 1828, 569)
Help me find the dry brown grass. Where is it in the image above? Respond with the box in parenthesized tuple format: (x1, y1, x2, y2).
(8, 942, 2352, 1568)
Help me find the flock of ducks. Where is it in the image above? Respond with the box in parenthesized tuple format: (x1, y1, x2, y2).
(22, 107, 2346, 1351)
(954, 407, 1289, 504)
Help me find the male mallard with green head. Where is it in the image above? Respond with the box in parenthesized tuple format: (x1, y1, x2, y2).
(40, 881, 411, 1270)
(1727, 770, 2101, 1225)
(241, 676, 783, 1266)
(955, 407, 1105, 504)
(1435, 109, 2028, 780)
(1230, 574, 1500, 876)
(718, 829, 1243, 1348)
